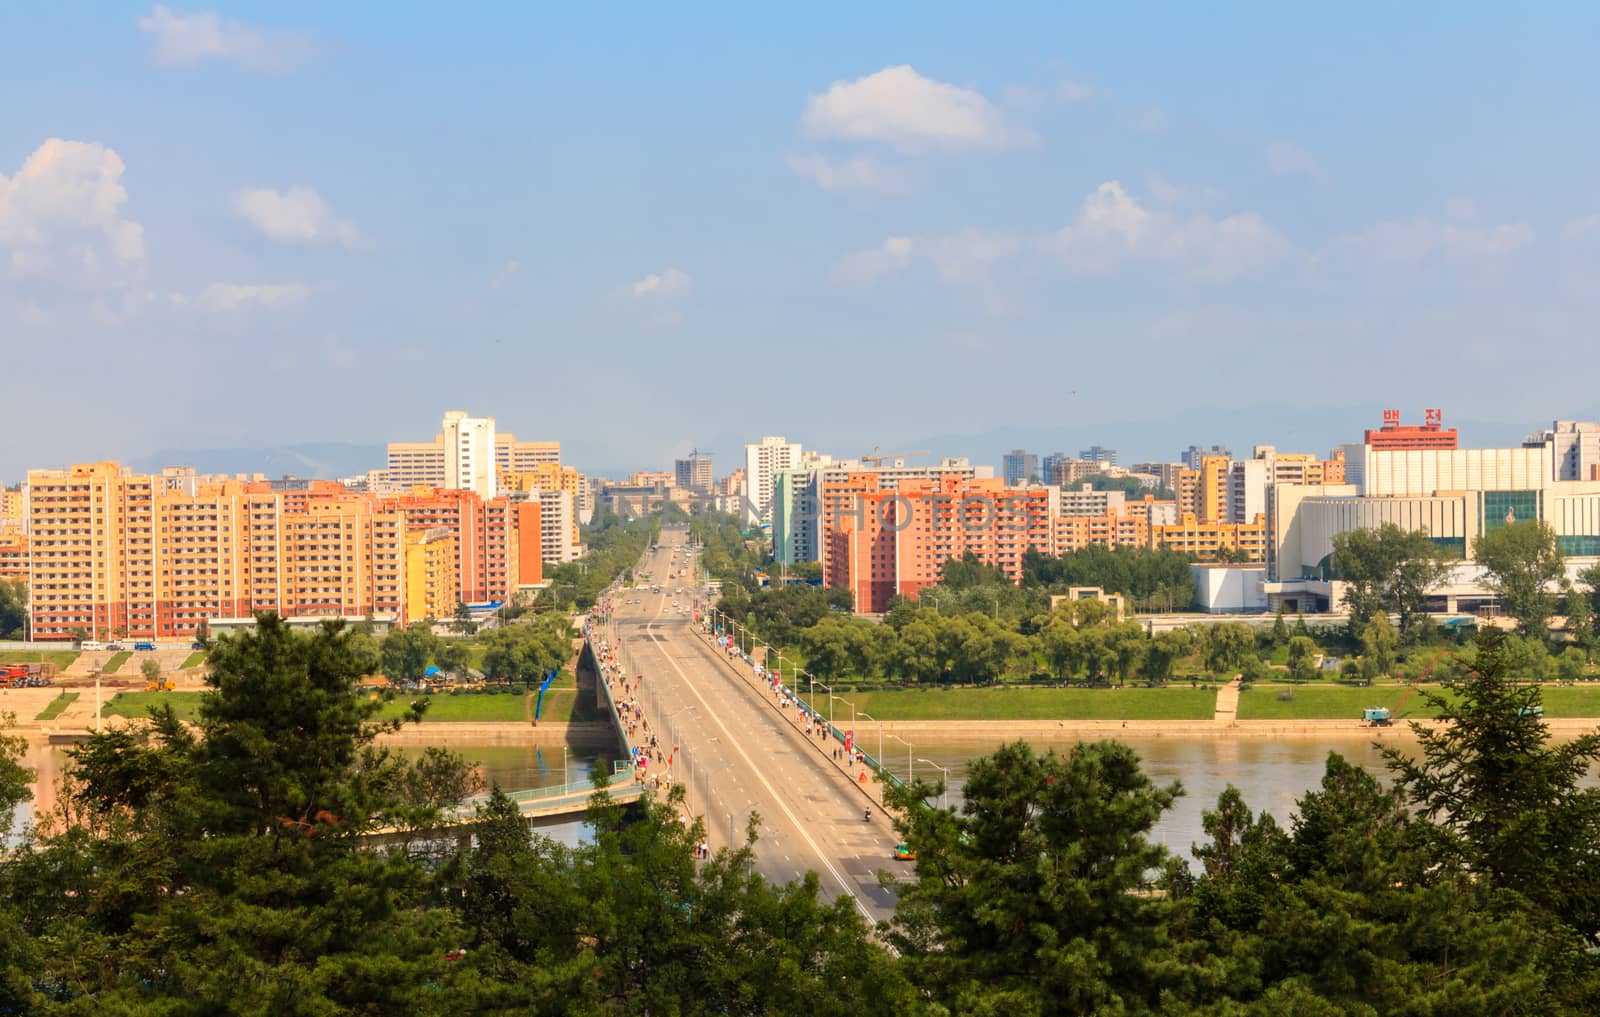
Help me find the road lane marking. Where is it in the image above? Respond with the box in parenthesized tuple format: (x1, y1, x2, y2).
(640, 620, 879, 926)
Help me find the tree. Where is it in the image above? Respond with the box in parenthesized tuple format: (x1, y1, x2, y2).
(1565, 582, 1597, 661)
(1331, 524, 1453, 635)
(1384, 628, 1600, 941)
(435, 639, 471, 678)
(1558, 645, 1587, 684)
(1473, 520, 1565, 639)
(451, 601, 478, 635)
(1200, 622, 1256, 676)
(192, 617, 210, 647)
(886, 741, 1181, 1015)
(1143, 629, 1191, 685)
(1360, 614, 1398, 677)
(478, 619, 569, 685)
(0, 579, 25, 640)
(381, 621, 439, 686)
(32, 615, 474, 1011)
(140, 657, 162, 684)
(1286, 635, 1319, 682)
(1270, 608, 1288, 647)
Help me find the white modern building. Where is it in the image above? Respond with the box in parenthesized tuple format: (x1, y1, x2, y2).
(1265, 433, 1600, 614)
(443, 410, 496, 499)
(744, 435, 803, 527)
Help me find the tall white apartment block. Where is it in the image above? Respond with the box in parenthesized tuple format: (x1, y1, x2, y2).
(743, 435, 803, 526)
(443, 411, 496, 499)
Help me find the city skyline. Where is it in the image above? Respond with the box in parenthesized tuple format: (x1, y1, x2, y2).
(7, 6, 1600, 480)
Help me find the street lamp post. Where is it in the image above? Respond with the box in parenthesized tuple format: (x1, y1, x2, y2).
(917, 758, 950, 809)
(888, 733, 913, 784)
(861, 711, 883, 767)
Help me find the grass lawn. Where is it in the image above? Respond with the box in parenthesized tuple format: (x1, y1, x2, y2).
(179, 651, 207, 669)
(1530, 685, 1600, 719)
(102, 691, 207, 723)
(841, 686, 1219, 721)
(0, 650, 80, 670)
(1237, 684, 1456, 721)
(101, 651, 132, 674)
(34, 692, 79, 721)
(372, 687, 596, 724)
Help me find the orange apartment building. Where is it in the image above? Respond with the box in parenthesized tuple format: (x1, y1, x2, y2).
(24, 463, 544, 641)
(379, 488, 542, 603)
(826, 476, 1052, 614)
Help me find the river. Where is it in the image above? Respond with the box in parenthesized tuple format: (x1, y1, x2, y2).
(15, 734, 1419, 857)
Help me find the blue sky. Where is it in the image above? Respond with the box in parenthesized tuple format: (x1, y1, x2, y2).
(4, 3, 1600, 481)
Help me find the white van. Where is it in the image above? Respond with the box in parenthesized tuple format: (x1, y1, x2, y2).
(79, 640, 105, 651)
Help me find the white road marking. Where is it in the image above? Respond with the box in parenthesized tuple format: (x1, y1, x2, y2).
(640, 619, 879, 926)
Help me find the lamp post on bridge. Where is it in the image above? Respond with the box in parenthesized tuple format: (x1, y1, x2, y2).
(917, 758, 950, 809)
(861, 711, 883, 769)
(887, 732, 913, 785)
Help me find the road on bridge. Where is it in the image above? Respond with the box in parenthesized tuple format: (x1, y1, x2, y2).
(605, 533, 907, 927)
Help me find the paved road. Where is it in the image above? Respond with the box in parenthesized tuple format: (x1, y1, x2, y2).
(603, 532, 906, 926)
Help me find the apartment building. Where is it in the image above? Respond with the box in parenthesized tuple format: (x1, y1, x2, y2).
(24, 463, 411, 640)
(0, 534, 27, 584)
(1052, 510, 1150, 555)
(825, 476, 1052, 613)
(379, 488, 540, 603)
(1057, 484, 1127, 518)
(744, 436, 803, 526)
(1001, 449, 1038, 487)
(799, 459, 994, 571)
(674, 454, 713, 493)
(22, 461, 551, 640)
(404, 528, 459, 623)
(387, 411, 559, 492)
(1153, 512, 1268, 562)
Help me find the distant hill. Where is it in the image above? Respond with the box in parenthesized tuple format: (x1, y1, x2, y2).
(129, 443, 386, 480)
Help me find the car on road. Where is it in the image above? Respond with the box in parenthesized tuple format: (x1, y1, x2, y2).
(133, 641, 157, 651)
(106, 642, 125, 652)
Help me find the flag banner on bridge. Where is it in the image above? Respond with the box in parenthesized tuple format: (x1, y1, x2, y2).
(845, 730, 853, 754)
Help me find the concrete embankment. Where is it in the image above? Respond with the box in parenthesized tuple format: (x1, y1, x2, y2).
(19, 718, 619, 749)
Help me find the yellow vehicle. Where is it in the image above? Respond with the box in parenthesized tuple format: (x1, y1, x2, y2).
(145, 678, 176, 692)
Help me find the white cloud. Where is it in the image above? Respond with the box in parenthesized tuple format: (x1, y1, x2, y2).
(489, 259, 520, 289)
(785, 153, 902, 193)
(1342, 215, 1535, 263)
(1266, 140, 1326, 182)
(136, 5, 313, 72)
(835, 236, 915, 283)
(198, 282, 310, 312)
(1131, 108, 1168, 132)
(801, 65, 1030, 152)
(321, 335, 356, 368)
(631, 267, 691, 298)
(1058, 79, 1096, 101)
(233, 187, 362, 247)
(1147, 174, 1182, 204)
(1446, 197, 1477, 221)
(1040, 180, 1288, 282)
(0, 139, 145, 282)
(1565, 214, 1600, 238)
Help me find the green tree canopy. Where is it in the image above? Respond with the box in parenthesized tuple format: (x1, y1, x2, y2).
(1330, 523, 1453, 634)
(1473, 520, 1566, 638)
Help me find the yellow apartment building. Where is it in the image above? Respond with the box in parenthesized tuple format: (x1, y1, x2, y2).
(404, 528, 459, 623)
(1153, 512, 1268, 562)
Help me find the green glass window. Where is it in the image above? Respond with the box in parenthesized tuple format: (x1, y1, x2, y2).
(1482, 491, 1540, 533)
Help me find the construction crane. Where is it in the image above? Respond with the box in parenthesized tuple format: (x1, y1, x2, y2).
(860, 447, 930, 468)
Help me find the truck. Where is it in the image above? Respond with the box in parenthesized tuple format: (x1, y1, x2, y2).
(1362, 706, 1392, 726)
